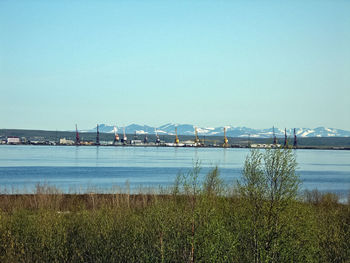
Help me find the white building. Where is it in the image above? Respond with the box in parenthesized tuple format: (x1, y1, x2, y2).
(7, 137, 21, 144)
(250, 144, 281, 148)
(59, 138, 75, 145)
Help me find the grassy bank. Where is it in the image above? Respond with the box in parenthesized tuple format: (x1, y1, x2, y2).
(0, 149, 349, 262)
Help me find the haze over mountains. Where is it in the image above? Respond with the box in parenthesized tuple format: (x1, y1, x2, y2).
(82, 124, 350, 138)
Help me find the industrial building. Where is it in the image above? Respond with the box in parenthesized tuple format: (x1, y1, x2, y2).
(7, 137, 21, 144)
(59, 138, 75, 145)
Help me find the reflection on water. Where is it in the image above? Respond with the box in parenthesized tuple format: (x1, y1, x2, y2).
(0, 145, 349, 198)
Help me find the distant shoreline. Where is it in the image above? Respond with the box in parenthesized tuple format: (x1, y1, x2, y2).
(1, 128, 350, 149)
(1, 143, 350, 150)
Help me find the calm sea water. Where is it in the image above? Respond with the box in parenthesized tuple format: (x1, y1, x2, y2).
(0, 145, 349, 198)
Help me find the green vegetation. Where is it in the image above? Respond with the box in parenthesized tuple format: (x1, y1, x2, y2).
(0, 149, 349, 262)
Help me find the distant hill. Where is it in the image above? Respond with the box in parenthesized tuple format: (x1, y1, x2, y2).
(83, 124, 350, 138)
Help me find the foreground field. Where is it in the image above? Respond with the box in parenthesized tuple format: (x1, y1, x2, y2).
(0, 149, 349, 262)
(1, 191, 349, 262)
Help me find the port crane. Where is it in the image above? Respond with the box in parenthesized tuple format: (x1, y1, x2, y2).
(194, 127, 200, 145)
(284, 128, 288, 147)
(223, 127, 229, 147)
(96, 124, 100, 145)
(113, 126, 120, 144)
(75, 124, 80, 145)
(293, 128, 297, 148)
(121, 127, 127, 144)
(155, 129, 161, 144)
(174, 127, 180, 144)
(273, 126, 277, 145)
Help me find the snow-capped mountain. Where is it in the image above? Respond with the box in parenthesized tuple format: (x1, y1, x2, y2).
(83, 124, 350, 138)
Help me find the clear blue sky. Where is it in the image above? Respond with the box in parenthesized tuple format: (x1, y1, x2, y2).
(1, 0, 349, 130)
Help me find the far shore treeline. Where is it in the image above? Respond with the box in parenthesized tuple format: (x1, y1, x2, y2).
(1, 129, 350, 148)
(0, 148, 349, 262)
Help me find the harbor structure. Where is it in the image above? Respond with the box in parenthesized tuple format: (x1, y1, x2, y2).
(113, 126, 120, 144)
(293, 128, 298, 148)
(6, 124, 321, 148)
(223, 127, 229, 147)
(194, 127, 200, 145)
(7, 136, 21, 144)
(59, 138, 75, 145)
(155, 129, 161, 144)
(251, 143, 281, 149)
(284, 128, 288, 147)
(121, 127, 127, 144)
(96, 124, 100, 145)
(131, 131, 142, 145)
(174, 127, 180, 144)
(75, 124, 80, 145)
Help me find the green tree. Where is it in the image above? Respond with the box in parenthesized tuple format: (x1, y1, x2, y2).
(237, 148, 304, 262)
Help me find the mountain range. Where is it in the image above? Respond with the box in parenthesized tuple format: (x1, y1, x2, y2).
(81, 124, 350, 138)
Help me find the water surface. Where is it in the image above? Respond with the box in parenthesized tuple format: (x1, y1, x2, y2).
(0, 146, 349, 198)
